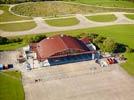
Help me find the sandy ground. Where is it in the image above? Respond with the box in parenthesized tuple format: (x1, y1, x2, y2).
(0, 12, 134, 36)
(22, 61, 134, 100)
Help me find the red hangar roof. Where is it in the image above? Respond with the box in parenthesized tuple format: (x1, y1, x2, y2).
(81, 37, 93, 44)
(31, 35, 92, 60)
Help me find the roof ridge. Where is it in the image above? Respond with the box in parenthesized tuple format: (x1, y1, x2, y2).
(59, 35, 69, 50)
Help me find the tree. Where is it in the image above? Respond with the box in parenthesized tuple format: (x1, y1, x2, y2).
(126, 46, 134, 53)
(31, 34, 46, 43)
(88, 33, 98, 39)
(0, 36, 8, 44)
(93, 36, 106, 44)
(8, 37, 22, 43)
(115, 43, 127, 53)
(93, 36, 106, 50)
(24, 34, 47, 43)
(102, 38, 117, 53)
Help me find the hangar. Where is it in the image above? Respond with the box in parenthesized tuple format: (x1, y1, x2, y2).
(29, 34, 96, 66)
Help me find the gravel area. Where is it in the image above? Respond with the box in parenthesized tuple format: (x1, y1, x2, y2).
(22, 61, 134, 100)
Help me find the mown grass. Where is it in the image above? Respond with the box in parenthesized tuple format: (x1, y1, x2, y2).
(45, 17, 80, 27)
(0, 24, 134, 75)
(121, 53, 134, 75)
(0, 42, 26, 51)
(73, 0, 134, 8)
(86, 14, 117, 22)
(0, 5, 31, 22)
(124, 14, 134, 20)
(0, 21, 36, 31)
(11, 2, 134, 17)
(0, 70, 24, 100)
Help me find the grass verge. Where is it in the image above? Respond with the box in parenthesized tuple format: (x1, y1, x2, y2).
(86, 14, 117, 22)
(0, 21, 36, 31)
(45, 17, 80, 27)
(0, 70, 24, 100)
(121, 53, 134, 75)
(0, 42, 26, 51)
(124, 14, 134, 20)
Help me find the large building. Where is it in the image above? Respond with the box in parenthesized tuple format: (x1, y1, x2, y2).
(29, 34, 96, 66)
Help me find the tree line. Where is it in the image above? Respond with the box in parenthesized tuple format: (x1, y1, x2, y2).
(0, 34, 46, 45)
(0, 33, 133, 53)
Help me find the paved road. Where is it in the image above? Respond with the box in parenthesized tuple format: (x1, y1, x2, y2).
(0, 20, 34, 24)
(0, 12, 134, 36)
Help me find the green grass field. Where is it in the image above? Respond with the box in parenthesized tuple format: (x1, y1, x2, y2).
(86, 14, 117, 22)
(0, 5, 31, 22)
(0, 21, 36, 31)
(121, 53, 134, 75)
(124, 14, 134, 20)
(0, 71, 24, 100)
(11, 2, 134, 17)
(45, 17, 80, 27)
(0, 42, 26, 51)
(73, 0, 134, 8)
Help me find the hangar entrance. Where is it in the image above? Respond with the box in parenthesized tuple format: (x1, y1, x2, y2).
(48, 53, 93, 66)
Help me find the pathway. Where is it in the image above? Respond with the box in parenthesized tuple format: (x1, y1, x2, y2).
(0, 12, 134, 36)
(0, 10, 3, 15)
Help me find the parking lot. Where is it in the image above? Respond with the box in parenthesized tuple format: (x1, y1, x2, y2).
(0, 51, 25, 70)
(22, 61, 134, 100)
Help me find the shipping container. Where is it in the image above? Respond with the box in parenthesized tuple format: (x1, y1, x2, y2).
(8, 64, 13, 69)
